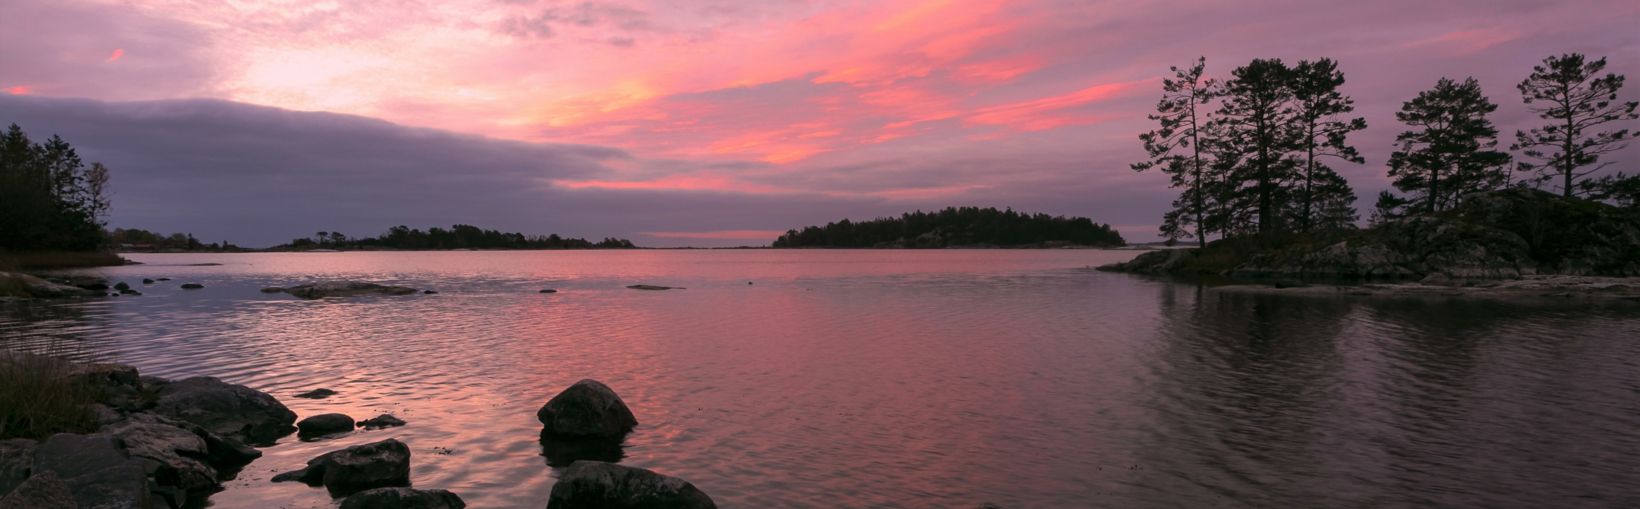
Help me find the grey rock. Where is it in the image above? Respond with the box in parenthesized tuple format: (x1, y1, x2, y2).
(625, 284, 679, 291)
(298, 414, 356, 438)
(272, 438, 410, 497)
(179, 283, 204, 289)
(99, 416, 218, 497)
(294, 388, 337, 399)
(423, 290, 438, 294)
(150, 377, 296, 445)
(539, 289, 558, 293)
(141, 279, 155, 285)
(546, 461, 715, 509)
(340, 487, 465, 509)
(0, 272, 97, 299)
(32, 434, 151, 509)
(537, 380, 638, 439)
(357, 414, 406, 429)
(0, 439, 36, 497)
(113, 282, 131, 291)
(282, 282, 418, 299)
(0, 471, 74, 509)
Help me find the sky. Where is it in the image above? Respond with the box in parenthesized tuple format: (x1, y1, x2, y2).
(2, 0, 1638, 247)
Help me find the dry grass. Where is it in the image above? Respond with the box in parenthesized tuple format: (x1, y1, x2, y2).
(0, 349, 98, 440)
(0, 251, 130, 271)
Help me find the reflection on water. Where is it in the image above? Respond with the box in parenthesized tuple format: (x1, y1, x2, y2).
(3, 250, 1640, 508)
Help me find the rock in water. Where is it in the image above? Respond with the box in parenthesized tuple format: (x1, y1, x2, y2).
(0, 471, 74, 509)
(539, 289, 558, 293)
(294, 388, 338, 399)
(298, 414, 357, 438)
(113, 282, 131, 291)
(260, 287, 286, 293)
(537, 380, 638, 439)
(340, 487, 466, 509)
(151, 377, 297, 445)
(546, 461, 716, 509)
(357, 414, 407, 429)
(282, 281, 419, 299)
(180, 283, 204, 289)
(625, 284, 678, 290)
(31, 434, 152, 509)
(142, 278, 155, 284)
(0, 272, 97, 299)
(272, 439, 411, 497)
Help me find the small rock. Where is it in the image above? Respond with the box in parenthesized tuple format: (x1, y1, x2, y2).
(260, 287, 286, 293)
(546, 461, 715, 509)
(340, 487, 465, 509)
(358, 414, 406, 429)
(119, 289, 141, 296)
(294, 388, 338, 399)
(272, 438, 411, 497)
(0, 471, 74, 509)
(626, 284, 679, 290)
(540, 289, 558, 293)
(537, 379, 638, 439)
(298, 413, 357, 438)
(156, 278, 171, 281)
(180, 283, 204, 289)
(113, 282, 131, 291)
(142, 278, 155, 284)
(423, 290, 438, 294)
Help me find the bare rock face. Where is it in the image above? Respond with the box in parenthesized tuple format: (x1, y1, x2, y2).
(536, 380, 638, 439)
(0, 471, 75, 509)
(272, 439, 411, 497)
(150, 377, 297, 446)
(545, 461, 715, 509)
(278, 282, 418, 299)
(340, 487, 466, 509)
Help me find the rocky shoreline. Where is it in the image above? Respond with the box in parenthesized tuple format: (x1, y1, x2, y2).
(1209, 275, 1640, 301)
(0, 354, 716, 508)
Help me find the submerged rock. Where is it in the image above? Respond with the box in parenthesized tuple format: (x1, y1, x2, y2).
(537, 380, 638, 439)
(150, 377, 297, 445)
(0, 471, 74, 509)
(357, 414, 406, 429)
(546, 461, 715, 509)
(272, 438, 411, 497)
(294, 388, 337, 399)
(298, 414, 356, 438)
(625, 284, 679, 291)
(340, 487, 465, 509)
(280, 281, 418, 299)
(142, 278, 155, 285)
(180, 283, 204, 289)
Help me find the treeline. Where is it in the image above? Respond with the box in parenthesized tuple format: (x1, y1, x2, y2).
(108, 228, 246, 252)
(772, 207, 1125, 248)
(277, 225, 637, 250)
(0, 124, 111, 252)
(1134, 53, 1639, 246)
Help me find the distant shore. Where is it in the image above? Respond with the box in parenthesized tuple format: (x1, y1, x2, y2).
(0, 251, 133, 271)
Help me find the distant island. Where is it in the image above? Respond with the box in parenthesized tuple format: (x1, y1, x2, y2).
(272, 225, 636, 251)
(772, 206, 1125, 248)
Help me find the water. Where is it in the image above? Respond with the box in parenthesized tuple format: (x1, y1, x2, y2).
(4, 250, 1640, 508)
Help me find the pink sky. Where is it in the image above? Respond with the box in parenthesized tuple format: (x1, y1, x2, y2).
(2, 0, 1638, 246)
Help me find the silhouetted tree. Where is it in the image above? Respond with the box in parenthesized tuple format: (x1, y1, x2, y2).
(1387, 77, 1511, 213)
(1288, 58, 1366, 230)
(1512, 53, 1639, 197)
(1215, 59, 1300, 234)
(0, 124, 112, 251)
(1134, 57, 1221, 247)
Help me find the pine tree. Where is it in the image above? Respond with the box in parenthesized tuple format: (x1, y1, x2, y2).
(1215, 59, 1299, 234)
(1133, 57, 1221, 247)
(1288, 58, 1366, 230)
(1387, 78, 1511, 213)
(1512, 53, 1639, 197)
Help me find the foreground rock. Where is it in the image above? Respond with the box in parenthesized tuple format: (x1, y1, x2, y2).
(31, 433, 152, 509)
(546, 461, 715, 509)
(0, 272, 97, 299)
(537, 380, 638, 439)
(273, 439, 411, 497)
(274, 281, 419, 299)
(1101, 188, 1640, 283)
(298, 414, 356, 438)
(0, 471, 74, 509)
(151, 377, 298, 445)
(340, 487, 465, 509)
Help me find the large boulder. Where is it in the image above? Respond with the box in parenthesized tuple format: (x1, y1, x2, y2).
(298, 413, 356, 438)
(340, 487, 466, 509)
(546, 461, 715, 509)
(31, 434, 152, 509)
(150, 377, 296, 445)
(278, 282, 418, 299)
(272, 438, 411, 497)
(98, 416, 218, 501)
(536, 380, 638, 439)
(0, 471, 74, 509)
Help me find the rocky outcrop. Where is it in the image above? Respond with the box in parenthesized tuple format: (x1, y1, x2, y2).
(274, 282, 418, 299)
(272, 439, 411, 497)
(340, 487, 466, 509)
(537, 380, 638, 439)
(0, 470, 74, 509)
(0, 272, 98, 299)
(1102, 189, 1640, 281)
(150, 377, 297, 445)
(545, 461, 715, 509)
(297, 414, 356, 438)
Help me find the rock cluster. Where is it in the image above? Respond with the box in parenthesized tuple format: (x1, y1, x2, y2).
(536, 380, 717, 508)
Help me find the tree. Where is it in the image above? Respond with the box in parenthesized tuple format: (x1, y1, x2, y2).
(1513, 54, 1639, 197)
(1133, 57, 1221, 247)
(1288, 58, 1366, 230)
(1387, 78, 1511, 213)
(1215, 58, 1299, 234)
(0, 124, 112, 251)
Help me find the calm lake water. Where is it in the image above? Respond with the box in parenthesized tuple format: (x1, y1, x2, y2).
(5, 250, 1640, 508)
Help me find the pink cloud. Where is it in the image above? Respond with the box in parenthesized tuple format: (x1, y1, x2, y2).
(5, 85, 31, 95)
(106, 48, 124, 63)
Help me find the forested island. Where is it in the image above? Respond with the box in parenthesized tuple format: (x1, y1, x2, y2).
(772, 207, 1125, 248)
(0, 124, 122, 269)
(274, 225, 636, 250)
